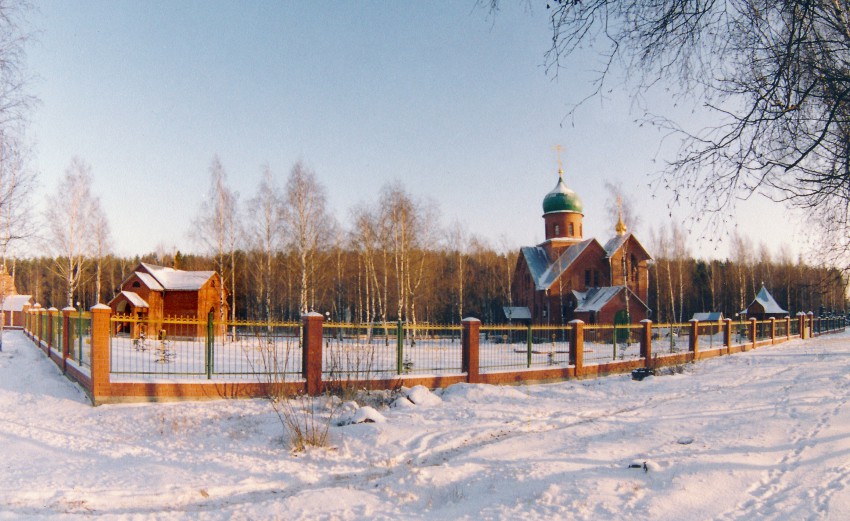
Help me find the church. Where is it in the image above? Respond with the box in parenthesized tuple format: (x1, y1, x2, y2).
(508, 165, 653, 325)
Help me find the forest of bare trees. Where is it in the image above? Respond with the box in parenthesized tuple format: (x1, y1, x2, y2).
(10, 236, 846, 326)
(13, 157, 848, 325)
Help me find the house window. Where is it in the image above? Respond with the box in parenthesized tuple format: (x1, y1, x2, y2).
(584, 269, 591, 287)
(568, 223, 574, 236)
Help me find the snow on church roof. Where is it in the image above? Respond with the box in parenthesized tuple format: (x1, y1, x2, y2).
(522, 239, 596, 291)
(139, 262, 216, 291)
(602, 232, 653, 260)
(573, 286, 623, 313)
(572, 286, 651, 314)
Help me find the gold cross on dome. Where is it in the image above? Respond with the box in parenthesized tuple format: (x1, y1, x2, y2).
(553, 144, 564, 178)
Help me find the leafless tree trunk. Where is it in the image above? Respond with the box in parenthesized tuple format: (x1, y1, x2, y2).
(192, 156, 240, 325)
(282, 161, 332, 316)
(447, 221, 467, 323)
(46, 157, 100, 308)
(247, 165, 283, 324)
(90, 198, 111, 303)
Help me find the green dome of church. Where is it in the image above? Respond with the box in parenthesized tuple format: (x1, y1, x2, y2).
(542, 175, 583, 214)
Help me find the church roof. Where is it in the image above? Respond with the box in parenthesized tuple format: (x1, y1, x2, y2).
(572, 286, 651, 313)
(522, 238, 596, 291)
(602, 232, 653, 260)
(542, 176, 583, 214)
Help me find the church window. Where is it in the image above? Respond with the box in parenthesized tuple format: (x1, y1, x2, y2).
(132, 281, 141, 288)
(568, 223, 574, 236)
(579, 224, 582, 236)
(554, 224, 560, 236)
(593, 270, 600, 287)
(584, 269, 591, 287)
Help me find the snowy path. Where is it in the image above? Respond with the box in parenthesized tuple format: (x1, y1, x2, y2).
(2, 329, 850, 520)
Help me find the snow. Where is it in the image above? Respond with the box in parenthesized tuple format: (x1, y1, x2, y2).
(2, 329, 850, 519)
(1, 294, 32, 312)
(139, 263, 215, 291)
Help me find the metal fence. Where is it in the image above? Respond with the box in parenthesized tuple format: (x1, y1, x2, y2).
(697, 321, 724, 350)
(729, 321, 750, 347)
(479, 324, 572, 372)
(110, 315, 302, 381)
(68, 312, 92, 368)
(650, 323, 689, 356)
(584, 324, 642, 364)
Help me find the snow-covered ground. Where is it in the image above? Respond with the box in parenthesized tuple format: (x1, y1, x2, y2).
(2, 329, 849, 520)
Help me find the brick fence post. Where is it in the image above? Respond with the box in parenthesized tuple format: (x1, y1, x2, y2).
(689, 319, 699, 357)
(797, 312, 806, 339)
(90, 304, 112, 405)
(724, 318, 732, 354)
(569, 319, 584, 377)
(302, 312, 324, 396)
(770, 317, 776, 344)
(640, 319, 652, 369)
(749, 318, 757, 350)
(462, 318, 480, 384)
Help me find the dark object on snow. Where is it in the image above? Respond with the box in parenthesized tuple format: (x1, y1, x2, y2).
(628, 462, 649, 473)
(631, 368, 655, 381)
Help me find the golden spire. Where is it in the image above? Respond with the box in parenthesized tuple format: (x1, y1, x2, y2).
(615, 195, 627, 236)
(553, 144, 564, 179)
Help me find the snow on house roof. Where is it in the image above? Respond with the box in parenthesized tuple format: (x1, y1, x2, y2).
(134, 272, 164, 291)
(741, 286, 788, 316)
(1, 294, 32, 312)
(692, 312, 724, 322)
(503, 306, 532, 320)
(522, 239, 596, 291)
(140, 262, 216, 291)
(119, 291, 149, 309)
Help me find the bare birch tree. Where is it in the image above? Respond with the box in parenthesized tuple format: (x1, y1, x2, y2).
(0, 130, 33, 265)
(46, 157, 100, 308)
(90, 197, 111, 303)
(0, 1, 35, 130)
(282, 161, 332, 315)
(447, 220, 468, 324)
(193, 156, 240, 323)
(247, 165, 284, 323)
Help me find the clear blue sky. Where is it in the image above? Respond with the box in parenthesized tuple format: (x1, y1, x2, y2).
(24, 1, 805, 260)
